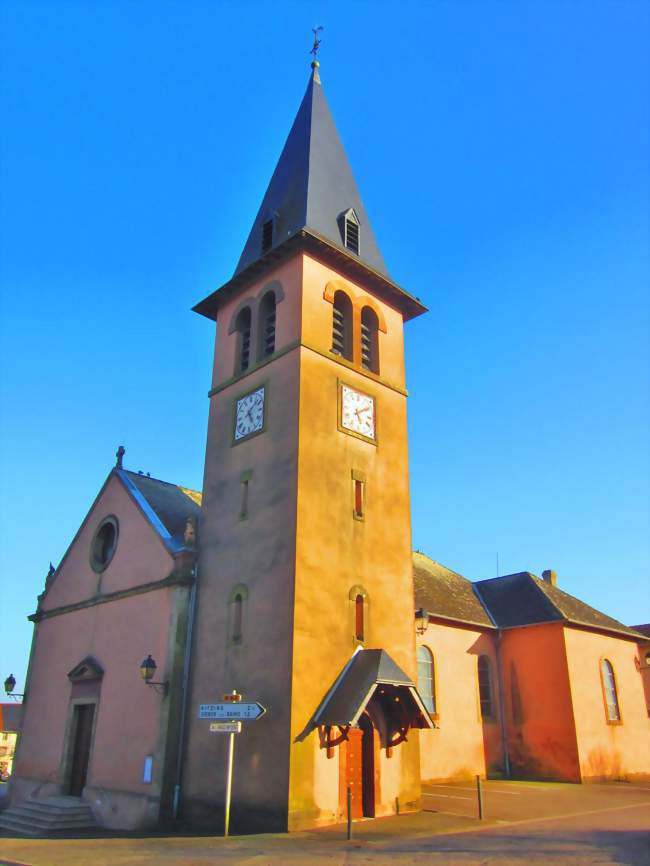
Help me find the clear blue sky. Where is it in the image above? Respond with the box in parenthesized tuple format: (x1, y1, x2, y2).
(1, 1, 648, 688)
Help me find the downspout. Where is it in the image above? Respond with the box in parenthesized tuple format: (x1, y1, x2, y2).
(495, 630, 511, 779)
(172, 563, 198, 820)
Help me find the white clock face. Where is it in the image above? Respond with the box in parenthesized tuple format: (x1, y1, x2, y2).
(341, 385, 375, 440)
(234, 387, 265, 441)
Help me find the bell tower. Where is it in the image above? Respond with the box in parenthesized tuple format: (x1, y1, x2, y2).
(183, 61, 429, 833)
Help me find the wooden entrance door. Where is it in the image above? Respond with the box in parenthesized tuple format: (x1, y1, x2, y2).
(68, 704, 95, 797)
(346, 727, 364, 818)
(344, 715, 376, 819)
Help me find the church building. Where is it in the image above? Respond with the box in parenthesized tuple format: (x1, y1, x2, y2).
(3, 60, 649, 837)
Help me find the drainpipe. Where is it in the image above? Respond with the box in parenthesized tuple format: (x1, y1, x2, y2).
(495, 630, 511, 779)
(172, 564, 198, 820)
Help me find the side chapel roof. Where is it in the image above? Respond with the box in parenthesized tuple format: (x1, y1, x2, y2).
(413, 552, 494, 628)
(119, 470, 201, 555)
(474, 571, 645, 640)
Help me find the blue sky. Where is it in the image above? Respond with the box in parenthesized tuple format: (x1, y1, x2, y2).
(1, 0, 648, 688)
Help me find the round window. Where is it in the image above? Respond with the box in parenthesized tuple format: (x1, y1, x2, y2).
(90, 516, 118, 572)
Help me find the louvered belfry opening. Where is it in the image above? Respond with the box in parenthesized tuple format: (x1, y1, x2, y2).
(345, 216, 360, 255)
(360, 306, 379, 373)
(332, 291, 353, 360)
(261, 219, 273, 253)
(258, 291, 276, 358)
(235, 307, 252, 372)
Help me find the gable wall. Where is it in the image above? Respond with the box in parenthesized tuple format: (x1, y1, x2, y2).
(500, 623, 580, 781)
(563, 626, 650, 781)
(42, 474, 175, 611)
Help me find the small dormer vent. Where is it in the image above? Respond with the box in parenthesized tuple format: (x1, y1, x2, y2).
(344, 217, 359, 255)
(339, 208, 360, 256)
(262, 219, 273, 253)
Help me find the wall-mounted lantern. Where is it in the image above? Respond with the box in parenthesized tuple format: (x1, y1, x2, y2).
(139, 655, 169, 696)
(415, 608, 430, 636)
(4, 674, 24, 700)
(634, 652, 650, 673)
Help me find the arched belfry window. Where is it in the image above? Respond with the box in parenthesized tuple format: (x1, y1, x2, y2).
(417, 646, 436, 715)
(477, 655, 494, 720)
(257, 291, 276, 359)
(332, 291, 352, 360)
(360, 306, 379, 374)
(235, 307, 252, 373)
(600, 659, 621, 722)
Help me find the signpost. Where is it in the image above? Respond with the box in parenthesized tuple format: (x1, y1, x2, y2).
(199, 690, 266, 837)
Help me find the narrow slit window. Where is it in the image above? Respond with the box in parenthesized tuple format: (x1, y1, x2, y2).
(355, 594, 364, 642)
(477, 655, 494, 719)
(353, 479, 364, 519)
(235, 307, 252, 373)
(258, 291, 276, 359)
(360, 307, 379, 373)
(331, 291, 353, 360)
(240, 479, 249, 519)
(262, 219, 273, 253)
(232, 594, 243, 642)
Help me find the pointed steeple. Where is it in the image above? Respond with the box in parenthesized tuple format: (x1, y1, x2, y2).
(234, 65, 388, 278)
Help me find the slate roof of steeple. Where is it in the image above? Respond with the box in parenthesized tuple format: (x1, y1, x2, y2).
(194, 66, 427, 322)
(234, 65, 387, 278)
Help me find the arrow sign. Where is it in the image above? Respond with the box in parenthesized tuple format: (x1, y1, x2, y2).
(199, 702, 266, 721)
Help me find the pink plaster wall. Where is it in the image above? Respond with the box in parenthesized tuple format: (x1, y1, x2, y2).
(563, 627, 650, 780)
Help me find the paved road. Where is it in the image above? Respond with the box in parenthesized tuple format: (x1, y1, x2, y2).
(1, 782, 649, 865)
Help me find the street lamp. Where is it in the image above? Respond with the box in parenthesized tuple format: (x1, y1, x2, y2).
(4, 674, 24, 700)
(139, 655, 169, 696)
(415, 608, 430, 636)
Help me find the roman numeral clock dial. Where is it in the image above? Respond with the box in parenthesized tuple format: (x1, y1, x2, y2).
(340, 384, 376, 443)
(234, 386, 265, 442)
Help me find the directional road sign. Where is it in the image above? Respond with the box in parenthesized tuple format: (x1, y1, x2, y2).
(199, 702, 266, 721)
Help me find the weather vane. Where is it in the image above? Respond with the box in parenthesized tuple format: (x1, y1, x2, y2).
(310, 26, 323, 61)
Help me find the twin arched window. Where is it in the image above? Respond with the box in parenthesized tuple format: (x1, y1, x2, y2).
(331, 291, 380, 373)
(234, 291, 277, 374)
(417, 646, 436, 715)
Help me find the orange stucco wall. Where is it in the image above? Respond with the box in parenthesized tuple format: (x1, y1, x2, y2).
(500, 623, 580, 781)
(185, 252, 422, 832)
(289, 255, 420, 829)
(564, 627, 650, 781)
(417, 622, 502, 781)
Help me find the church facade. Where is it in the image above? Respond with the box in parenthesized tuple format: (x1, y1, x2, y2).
(4, 63, 649, 835)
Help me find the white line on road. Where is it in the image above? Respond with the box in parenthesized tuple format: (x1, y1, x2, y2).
(424, 785, 521, 796)
(422, 793, 473, 801)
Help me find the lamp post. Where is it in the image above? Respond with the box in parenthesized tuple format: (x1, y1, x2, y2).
(139, 655, 169, 696)
(4, 674, 24, 700)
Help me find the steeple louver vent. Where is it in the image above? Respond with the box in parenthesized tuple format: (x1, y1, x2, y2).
(344, 216, 359, 255)
(262, 219, 273, 253)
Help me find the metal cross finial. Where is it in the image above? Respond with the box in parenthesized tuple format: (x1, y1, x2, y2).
(310, 26, 323, 60)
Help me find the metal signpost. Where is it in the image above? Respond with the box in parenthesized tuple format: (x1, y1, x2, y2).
(198, 690, 266, 837)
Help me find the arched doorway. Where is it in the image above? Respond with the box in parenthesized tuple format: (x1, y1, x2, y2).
(344, 713, 376, 818)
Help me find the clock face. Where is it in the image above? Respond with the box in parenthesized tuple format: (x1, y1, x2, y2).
(341, 384, 376, 441)
(234, 386, 265, 441)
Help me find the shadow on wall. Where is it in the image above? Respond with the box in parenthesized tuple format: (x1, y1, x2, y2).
(583, 746, 625, 781)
